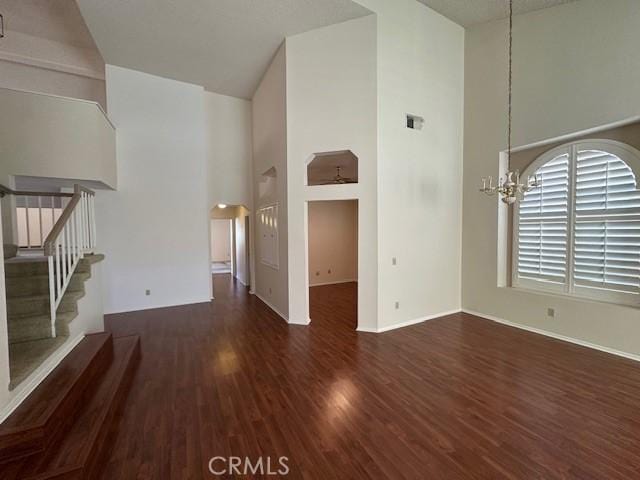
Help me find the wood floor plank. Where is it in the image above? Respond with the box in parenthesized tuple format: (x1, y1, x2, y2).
(100, 276, 640, 479)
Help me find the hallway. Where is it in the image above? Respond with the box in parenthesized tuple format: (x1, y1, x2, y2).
(101, 275, 640, 479)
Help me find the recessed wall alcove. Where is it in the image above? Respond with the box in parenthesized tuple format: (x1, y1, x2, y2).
(258, 166, 278, 202)
(306, 150, 358, 186)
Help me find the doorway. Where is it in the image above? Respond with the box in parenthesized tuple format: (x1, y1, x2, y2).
(307, 200, 358, 329)
(210, 205, 252, 299)
(211, 218, 233, 274)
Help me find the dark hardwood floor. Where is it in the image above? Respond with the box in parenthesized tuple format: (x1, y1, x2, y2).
(101, 274, 640, 479)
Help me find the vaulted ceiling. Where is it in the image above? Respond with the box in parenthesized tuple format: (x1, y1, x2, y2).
(416, 0, 579, 27)
(75, 0, 371, 99)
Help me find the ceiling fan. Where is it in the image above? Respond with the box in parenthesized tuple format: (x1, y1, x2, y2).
(314, 166, 357, 185)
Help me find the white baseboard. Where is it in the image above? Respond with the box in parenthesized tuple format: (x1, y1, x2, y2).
(105, 297, 212, 315)
(462, 309, 640, 363)
(289, 318, 311, 326)
(0, 333, 85, 423)
(254, 292, 288, 323)
(358, 308, 461, 334)
(309, 279, 357, 287)
(355, 326, 378, 333)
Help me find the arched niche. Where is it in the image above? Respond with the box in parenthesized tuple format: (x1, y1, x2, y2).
(306, 150, 358, 186)
(258, 166, 278, 203)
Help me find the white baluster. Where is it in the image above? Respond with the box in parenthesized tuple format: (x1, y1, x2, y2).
(25, 196, 31, 248)
(38, 196, 43, 247)
(90, 195, 96, 250)
(61, 226, 67, 281)
(48, 256, 57, 336)
(56, 238, 62, 298)
(71, 207, 77, 264)
(80, 193, 85, 251)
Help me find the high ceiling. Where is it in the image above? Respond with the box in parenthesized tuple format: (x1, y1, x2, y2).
(75, 0, 371, 99)
(0, 0, 98, 49)
(416, 0, 579, 27)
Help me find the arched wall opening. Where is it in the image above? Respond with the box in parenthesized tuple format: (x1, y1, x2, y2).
(306, 150, 358, 186)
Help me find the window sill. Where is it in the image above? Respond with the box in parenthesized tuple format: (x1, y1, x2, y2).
(503, 285, 640, 310)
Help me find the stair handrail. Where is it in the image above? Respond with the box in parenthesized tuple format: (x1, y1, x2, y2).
(42, 185, 97, 336)
(0, 184, 74, 199)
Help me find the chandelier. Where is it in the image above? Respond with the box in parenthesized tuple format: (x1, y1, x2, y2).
(480, 0, 541, 205)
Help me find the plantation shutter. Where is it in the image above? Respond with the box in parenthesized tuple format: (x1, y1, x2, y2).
(517, 153, 570, 284)
(573, 149, 640, 293)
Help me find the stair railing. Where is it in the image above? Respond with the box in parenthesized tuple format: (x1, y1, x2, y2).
(0, 185, 73, 249)
(43, 185, 97, 336)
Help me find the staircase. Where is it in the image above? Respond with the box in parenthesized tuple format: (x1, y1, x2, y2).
(0, 332, 140, 479)
(5, 255, 105, 389)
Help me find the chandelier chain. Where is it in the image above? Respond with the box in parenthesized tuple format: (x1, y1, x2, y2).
(479, 0, 542, 205)
(508, 0, 513, 161)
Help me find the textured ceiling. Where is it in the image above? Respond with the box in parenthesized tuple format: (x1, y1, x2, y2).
(75, 0, 371, 99)
(416, 0, 579, 27)
(0, 0, 98, 48)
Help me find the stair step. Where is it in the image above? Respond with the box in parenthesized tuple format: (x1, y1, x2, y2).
(8, 312, 79, 345)
(0, 333, 113, 463)
(6, 273, 90, 299)
(0, 335, 141, 480)
(8, 337, 69, 391)
(7, 291, 84, 319)
(4, 257, 99, 279)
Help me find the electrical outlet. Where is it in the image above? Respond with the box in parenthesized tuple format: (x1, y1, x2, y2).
(145, 289, 151, 296)
(392, 257, 397, 266)
(328, 269, 331, 274)
(316, 271, 320, 276)
(269, 287, 272, 295)
(547, 308, 555, 318)
(395, 301, 400, 310)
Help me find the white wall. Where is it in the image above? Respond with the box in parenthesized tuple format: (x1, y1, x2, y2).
(0, 61, 106, 108)
(355, 0, 465, 329)
(0, 203, 10, 410)
(204, 92, 253, 208)
(211, 219, 232, 262)
(0, 0, 106, 108)
(0, 87, 116, 245)
(234, 207, 251, 286)
(252, 44, 289, 319)
(0, 88, 116, 188)
(308, 200, 358, 286)
(286, 15, 377, 328)
(463, 0, 640, 355)
(97, 65, 211, 314)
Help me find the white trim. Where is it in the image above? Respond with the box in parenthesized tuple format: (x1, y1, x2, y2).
(0, 51, 106, 81)
(254, 292, 288, 323)
(105, 298, 212, 315)
(0, 333, 85, 424)
(309, 279, 357, 287)
(377, 309, 461, 333)
(355, 326, 378, 333)
(462, 309, 640, 363)
(289, 318, 311, 326)
(358, 309, 461, 334)
(508, 116, 640, 154)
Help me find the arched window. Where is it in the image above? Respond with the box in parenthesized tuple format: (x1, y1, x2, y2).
(514, 140, 640, 306)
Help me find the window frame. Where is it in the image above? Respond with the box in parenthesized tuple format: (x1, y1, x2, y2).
(512, 139, 640, 308)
